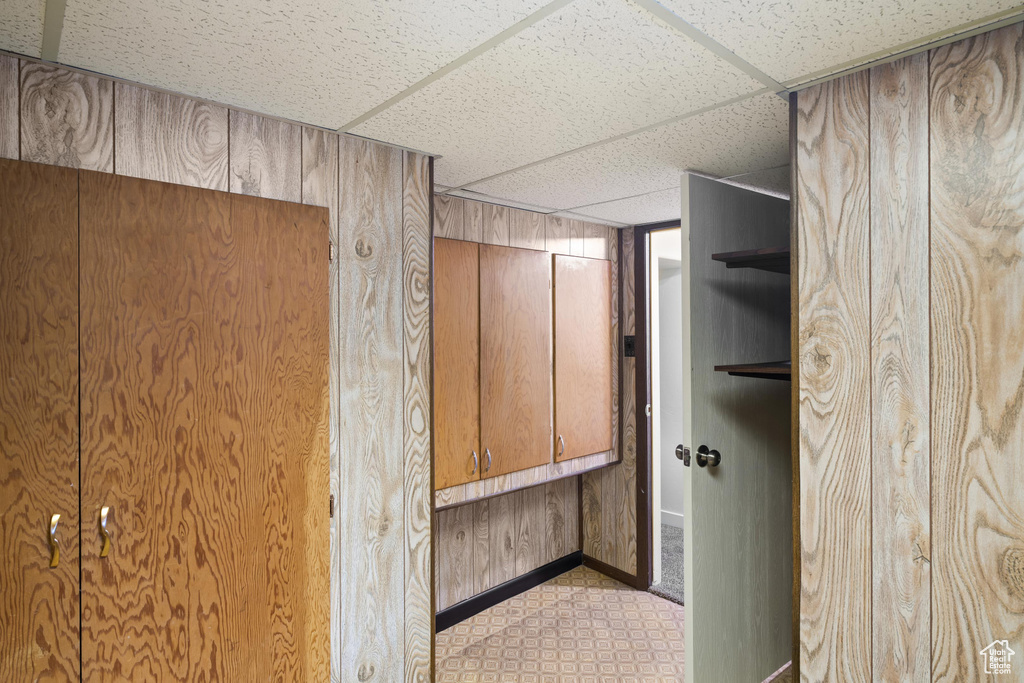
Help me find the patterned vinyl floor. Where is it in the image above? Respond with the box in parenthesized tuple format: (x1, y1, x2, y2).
(435, 566, 687, 682)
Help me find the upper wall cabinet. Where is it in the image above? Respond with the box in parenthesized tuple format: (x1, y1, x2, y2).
(434, 238, 481, 489)
(553, 255, 613, 461)
(480, 244, 552, 478)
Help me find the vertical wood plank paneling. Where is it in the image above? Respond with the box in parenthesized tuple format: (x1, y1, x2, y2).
(20, 64, 113, 172)
(569, 219, 585, 257)
(930, 25, 1024, 682)
(300, 126, 343, 683)
(619, 229, 637, 574)
(436, 505, 475, 610)
(402, 151, 432, 683)
(472, 500, 491, 594)
(481, 203, 509, 246)
(488, 492, 517, 586)
(515, 485, 546, 575)
(546, 215, 571, 255)
(434, 194, 464, 240)
(229, 111, 301, 202)
(463, 199, 483, 243)
(797, 72, 872, 682)
(583, 222, 610, 260)
(337, 136, 404, 683)
(115, 83, 229, 191)
(0, 56, 17, 160)
(869, 54, 931, 682)
(510, 208, 545, 250)
(563, 476, 580, 552)
(545, 480, 567, 563)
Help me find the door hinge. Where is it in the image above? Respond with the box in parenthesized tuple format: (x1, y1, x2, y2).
(330, 494, 335, 518)
(329, 241, 334, 263)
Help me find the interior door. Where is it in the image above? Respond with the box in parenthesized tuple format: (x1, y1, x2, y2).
(79, 172, 329, 680)
(553, 254, 612, 461)
(682, 174, 792, 682)
(434, 237, 482, 489)
(0, 159, 81, 680)
(479, 243, 551, 478)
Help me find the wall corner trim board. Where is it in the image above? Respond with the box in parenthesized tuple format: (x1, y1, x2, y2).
(0, 57, 433, 681)
(796, 23, 1024, 681)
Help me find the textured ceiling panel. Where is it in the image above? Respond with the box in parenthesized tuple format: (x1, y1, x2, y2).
(352, 0, 763, 188)
(570, 185, 682, 224)
(0, 0, 46, 57)
(469, 92, 788, 212)
(720, 164, 790, 199)
(58, 0, 549, 128)
(658, 0, 1023, 84)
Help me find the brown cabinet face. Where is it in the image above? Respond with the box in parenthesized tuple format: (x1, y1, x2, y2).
(434, 238, 482, 489)
(553, 255, 613, 461)
(78, 172, 329, 680)
(0, 160, 81, 681)
(479, 244, 553, 478)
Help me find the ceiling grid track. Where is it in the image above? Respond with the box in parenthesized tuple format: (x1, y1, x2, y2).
(337, 0, 577, 133)
(40, 0, 68, 61)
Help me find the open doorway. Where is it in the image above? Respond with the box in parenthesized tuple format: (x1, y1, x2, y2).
(648, 226, 685, 605)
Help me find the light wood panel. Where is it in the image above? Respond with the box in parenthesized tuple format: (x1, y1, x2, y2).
(79, 172, 329, 680)
(618, 230, 635, 574)
(229, 110, 301, 202)
(0, 159, 80, 681)
(797, 72, 872, 682)
(515, 485, 547, 575)
(336, 136, 405, 683)
(437, 504, 477, 609)
(546, 215, 571, 256)
(510, 208, 545, 250)
(434, 238, 481, 490)
(930, 25, 1024, 682)
(0, 55, 16, 159)
(115, 82, 229, 190)
(554, 255, 613, 461)
(402, 150, 433, 683)
(869, 53, 931, 682)
(487, 490, 517, 587)
(434, 194, 465, 240)
(569, 219, 586, 257)
(480, 244, 552, 478)
(545, 477, 568, 563)
(584, 222, 610, 259)
(20, 64, 113, 171)
(476, 202, 509, 246)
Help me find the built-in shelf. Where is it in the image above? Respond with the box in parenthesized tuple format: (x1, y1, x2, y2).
(714, 360, 791, 381)
(711, 246, 790, 274)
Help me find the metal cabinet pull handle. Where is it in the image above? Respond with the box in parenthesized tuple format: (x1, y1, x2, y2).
(484, 448, 492, 472)
(48, 514, 60, 568)
(558, 435, 565, 457)
(471, 450, 479, 475)
(99, 506, 111, 558)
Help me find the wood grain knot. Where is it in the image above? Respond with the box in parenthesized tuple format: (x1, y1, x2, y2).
(1003, 547, 1024, 601)
(355, 239, 373, 258)
(357, 663, 375, 681)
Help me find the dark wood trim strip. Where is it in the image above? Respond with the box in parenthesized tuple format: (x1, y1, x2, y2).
(434, 551, 583, 632)
(583, 553, 640, 588)
(788, 90, 801, 682)
(633, 225, 653, 590)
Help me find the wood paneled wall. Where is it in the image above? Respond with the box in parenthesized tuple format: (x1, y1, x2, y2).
(796, 23, 1024, 681)
(432, 194, 617, 609)
(0, 55, 432, 683)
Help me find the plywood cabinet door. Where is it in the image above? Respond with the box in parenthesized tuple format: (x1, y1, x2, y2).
(434, 238, 482, 489)
(553, 255, 613, 461)
(79, 172, 329, 681)
(0, 160, 81, 681)
(480, 244, 552, 478)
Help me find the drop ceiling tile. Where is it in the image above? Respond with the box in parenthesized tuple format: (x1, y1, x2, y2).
(58, 0, 549, 128)
(571, 186, 681, 225)
(720, 164, 790, 199)
(1, 0, 46, 57)
(657, 0, 1023, 85)
(352, 0, 764, 188)
(470, 92, 787, 212)
(550, 209, 629, 227)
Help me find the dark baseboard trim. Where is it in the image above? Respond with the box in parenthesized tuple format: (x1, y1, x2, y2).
(435, 551, 582, 632)
(583, 554, 641, 589)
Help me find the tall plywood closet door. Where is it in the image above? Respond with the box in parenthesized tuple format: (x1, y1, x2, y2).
(480, 244, 552, 477)
(434, 238, 481, 489)
(0, 160, 81, 680)
(79, 172, 329, 680)
(553, 254, 612, 461)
